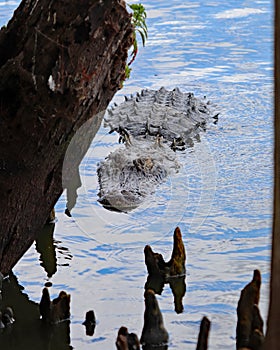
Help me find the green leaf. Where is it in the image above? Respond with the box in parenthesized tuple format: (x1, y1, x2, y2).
(138, 29, 146, 46)
(125, 3, 148, 73)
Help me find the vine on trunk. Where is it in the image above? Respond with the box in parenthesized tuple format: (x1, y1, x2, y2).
(122, 3, 148, 84)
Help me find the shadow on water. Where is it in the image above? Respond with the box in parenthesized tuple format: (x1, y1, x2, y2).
(35, 219, 73, 277)
(0, 272, 72, 350)
(35, 223, 57, 278)
(62, 111, 105, 217)
(0, 225, 188, 350)
(0, 224, 265, 350)
(0, 222, 73, 349)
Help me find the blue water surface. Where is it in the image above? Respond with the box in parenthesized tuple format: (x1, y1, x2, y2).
(1, 1, 273, 349)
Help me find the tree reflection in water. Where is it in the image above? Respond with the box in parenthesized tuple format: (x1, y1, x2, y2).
(35, 221, 73, 277)
(35, 223, 57, 278)
(144, 227, 187, 314)
(0, 272, 72, 350)
(0, 226, 190, 350)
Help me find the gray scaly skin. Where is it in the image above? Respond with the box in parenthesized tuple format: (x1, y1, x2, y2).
(98, 87, 217, 212)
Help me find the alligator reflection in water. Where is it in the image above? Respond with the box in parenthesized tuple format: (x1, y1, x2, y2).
(144, 227, 187, 314)
(98, 87, 217, 212)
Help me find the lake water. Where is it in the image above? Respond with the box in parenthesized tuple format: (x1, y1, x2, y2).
(0, 0, 273, 349)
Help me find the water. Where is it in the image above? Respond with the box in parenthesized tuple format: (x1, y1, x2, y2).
(0, 1, 273, 349)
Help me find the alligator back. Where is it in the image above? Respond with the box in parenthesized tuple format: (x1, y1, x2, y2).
(97, 87, 216, 212)
(105, 87, 213, 148)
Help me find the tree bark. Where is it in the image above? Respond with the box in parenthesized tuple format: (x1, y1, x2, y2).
(263, 1, 280, 348)
(0, 0, 133, 274)
(196, 316, 211, 350)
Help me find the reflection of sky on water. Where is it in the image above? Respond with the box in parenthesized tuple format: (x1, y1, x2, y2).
(129, 0, 273, 88)
(1, 0, 273, 349)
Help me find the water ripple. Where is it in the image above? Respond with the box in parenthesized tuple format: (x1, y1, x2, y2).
(5, 0, 273, 349)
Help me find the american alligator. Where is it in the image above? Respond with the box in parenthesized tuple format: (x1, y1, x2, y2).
(97, 87, 217, 212)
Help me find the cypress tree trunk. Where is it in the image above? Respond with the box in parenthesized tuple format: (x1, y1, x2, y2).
(0, 0, 133, 274)
(263, 1, 280, 348)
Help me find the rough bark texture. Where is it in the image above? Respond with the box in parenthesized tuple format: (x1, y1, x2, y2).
(264, 1, 280, 348)
(196, 316, 211, 350)
(0, 0, 133, 274)
(236, 270, 264, 350)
